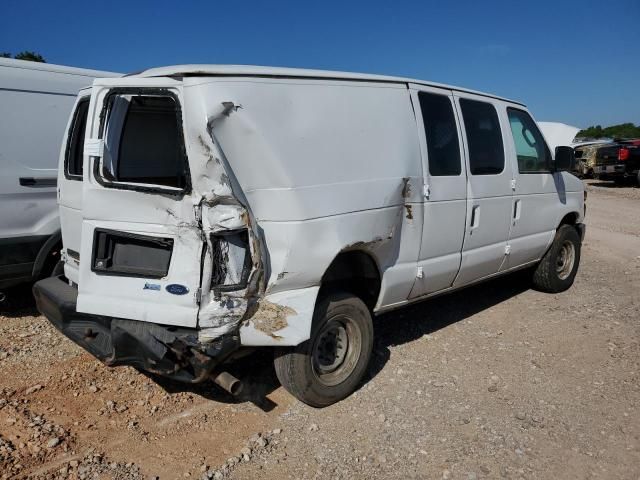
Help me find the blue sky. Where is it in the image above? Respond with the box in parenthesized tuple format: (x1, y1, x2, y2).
(2, 0, 638, 127)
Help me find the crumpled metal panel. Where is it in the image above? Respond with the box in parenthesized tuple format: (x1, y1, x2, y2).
(184, 78, 423, 345)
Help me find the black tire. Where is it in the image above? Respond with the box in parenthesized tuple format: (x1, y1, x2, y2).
(274, 292, 373, 408)
(532, 224, 581, 293)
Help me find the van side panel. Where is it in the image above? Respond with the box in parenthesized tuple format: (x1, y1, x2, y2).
(187, 79, 424, 343)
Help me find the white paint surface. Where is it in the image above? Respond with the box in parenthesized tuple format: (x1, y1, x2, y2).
(56, 66, 585, 346)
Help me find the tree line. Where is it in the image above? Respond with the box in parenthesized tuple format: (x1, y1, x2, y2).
(577, 123, 640, 140)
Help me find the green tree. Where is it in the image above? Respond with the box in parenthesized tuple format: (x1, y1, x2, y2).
(1, 52, 12, 58)
(14, 51, 46, 62)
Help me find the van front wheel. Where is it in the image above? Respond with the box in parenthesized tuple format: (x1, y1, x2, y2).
(274, 292, 373, 408)
(532, 224, 581, 293)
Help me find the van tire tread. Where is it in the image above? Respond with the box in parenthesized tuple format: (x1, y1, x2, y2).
(274, 292, 373, 408)
(532, 224, 581, 293)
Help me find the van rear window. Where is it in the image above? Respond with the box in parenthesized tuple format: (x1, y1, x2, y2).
(101, 94, 188, 190)
(65, 98, 90, 179)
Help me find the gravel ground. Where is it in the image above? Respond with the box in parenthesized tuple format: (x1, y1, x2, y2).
(0, 180, 638, 480)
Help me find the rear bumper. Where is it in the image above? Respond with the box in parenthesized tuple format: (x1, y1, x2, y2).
(33, 276, 240, 383)
(594, 164, 639, 177)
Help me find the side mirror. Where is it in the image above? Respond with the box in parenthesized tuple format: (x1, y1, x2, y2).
(554, 146, 575, 172)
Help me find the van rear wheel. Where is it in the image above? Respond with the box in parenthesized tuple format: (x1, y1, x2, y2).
(274, 292, 373, 408)
(532, 224, 581, 293)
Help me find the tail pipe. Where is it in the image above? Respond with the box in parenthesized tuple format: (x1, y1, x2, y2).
(212, 371, 243, 396)
(0, 292, 6, 304)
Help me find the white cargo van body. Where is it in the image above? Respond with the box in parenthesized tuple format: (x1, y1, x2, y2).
(0, 58, 118, 290)
(35, 66, 585, 406)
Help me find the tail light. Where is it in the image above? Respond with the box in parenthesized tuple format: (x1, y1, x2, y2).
(618, 148, 629, 161)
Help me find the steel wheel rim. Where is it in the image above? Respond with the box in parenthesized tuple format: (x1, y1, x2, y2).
(556, 240, 575, 280)
(311, 314, 362, 387)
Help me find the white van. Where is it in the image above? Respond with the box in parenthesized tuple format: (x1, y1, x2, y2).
(0, 58, 118, 294)
(33, 65, 585, 407)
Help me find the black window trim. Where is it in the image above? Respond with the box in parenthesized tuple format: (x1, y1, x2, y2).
(63, 96, 90, 181)
(506, 106, 553, 175)
(93, 88, 191, 198)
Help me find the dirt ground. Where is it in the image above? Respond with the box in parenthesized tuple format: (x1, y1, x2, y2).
(1, 180, 638, 480)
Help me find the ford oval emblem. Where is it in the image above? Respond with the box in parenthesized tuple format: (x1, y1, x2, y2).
(166, 284, 189, 295)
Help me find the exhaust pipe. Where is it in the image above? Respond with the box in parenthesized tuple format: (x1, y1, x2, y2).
(0, 292, 6, 304)
(213, 371, 243, 396)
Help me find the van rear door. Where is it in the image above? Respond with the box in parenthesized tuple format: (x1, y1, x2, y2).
(75, 79, 202, 327)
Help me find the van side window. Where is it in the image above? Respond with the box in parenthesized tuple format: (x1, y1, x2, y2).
(100, 94, 187, 190)
(418, 92, 461, 176)
(459, 99, 504, 175)
(65, 98, 90, 179)
(507, 108, 552, 173)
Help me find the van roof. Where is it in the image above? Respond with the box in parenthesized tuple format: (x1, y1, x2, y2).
(0, 57, 119, 78)
(134, 64, 524, 106)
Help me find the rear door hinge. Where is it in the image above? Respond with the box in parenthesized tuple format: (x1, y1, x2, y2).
(505, 244, 511, 255)
(423, 184, 430, 200)
(510, 179, 517, 191)
(84, 138, 104, 158)
(416, 266, 424, 279)
(195, 287, 202, 304)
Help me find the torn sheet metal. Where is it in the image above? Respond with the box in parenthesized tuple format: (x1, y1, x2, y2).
(186, 101, 267, 343)
(239, 286, 320, 346)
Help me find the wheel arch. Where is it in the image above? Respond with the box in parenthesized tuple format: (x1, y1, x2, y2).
(319, 249, 382, 311)
(31, 231, 62, 279)
(559, 211, 579, 227)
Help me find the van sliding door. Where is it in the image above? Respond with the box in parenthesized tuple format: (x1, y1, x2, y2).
(408, 85, 467, 298)
(452, 95, 513, 286)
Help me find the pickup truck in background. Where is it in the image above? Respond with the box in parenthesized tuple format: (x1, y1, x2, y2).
(593, 140, 640, 185)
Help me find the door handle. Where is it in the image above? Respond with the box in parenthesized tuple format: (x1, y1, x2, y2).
(470, 205, 480, 229)
(513, 199, 522, 224)
(19, 177, 57, 187)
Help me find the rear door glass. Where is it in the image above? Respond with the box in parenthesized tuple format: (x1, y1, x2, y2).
(100, 94, 188, 190)
(418, 92, 461, 176)
(459, 99, 505, 175)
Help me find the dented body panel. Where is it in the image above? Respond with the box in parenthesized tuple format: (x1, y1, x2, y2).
(35, 65, 585, 384)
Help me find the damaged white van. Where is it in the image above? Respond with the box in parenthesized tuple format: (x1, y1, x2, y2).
(33, 66, 585, 407)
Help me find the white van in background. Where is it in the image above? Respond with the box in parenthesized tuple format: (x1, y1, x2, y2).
(34, 65, 585, 407)
(0, 58, 118, 296)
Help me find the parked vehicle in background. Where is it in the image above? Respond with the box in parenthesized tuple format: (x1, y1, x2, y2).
(537, 122, 580, 151)
(573, 142, 610, 178)
(0, 58, 118, 296)
(34, 65, 585, 407)
(593, 139, 640, 185)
